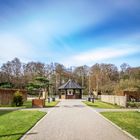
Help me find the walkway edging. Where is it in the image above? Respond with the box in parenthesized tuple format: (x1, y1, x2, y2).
(20, 107, 56, 140)
(91, 107, 138, 140)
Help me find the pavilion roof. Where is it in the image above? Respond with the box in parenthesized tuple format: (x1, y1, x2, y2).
(58, 79, 82, 90)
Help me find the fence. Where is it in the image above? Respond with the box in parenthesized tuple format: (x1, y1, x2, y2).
(0, 89, 27, 105)
(101, 95, 127, 107)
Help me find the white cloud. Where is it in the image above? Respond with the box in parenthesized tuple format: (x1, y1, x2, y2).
(61, 45, 140, 67)
(0, 0, 139, 67)
(0, 33, 34, 64)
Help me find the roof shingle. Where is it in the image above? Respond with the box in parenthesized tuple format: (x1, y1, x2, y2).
(58, 79, 82, 89)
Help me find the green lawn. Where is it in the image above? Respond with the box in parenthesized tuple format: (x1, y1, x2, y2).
(23, 100, 59, 108)
(83, 100, 121, 109)
(22, 100, 32, 108)
(0, 100, 32, 108)
(101, 111, 140, 139)
(0, 110, 46, 140)
(0, 100, 59, 108)
(45, 101, 59, 107)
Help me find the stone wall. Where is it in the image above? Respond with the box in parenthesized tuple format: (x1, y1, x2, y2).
(101, 95, 127, 107)
(0, 89, 27, 105)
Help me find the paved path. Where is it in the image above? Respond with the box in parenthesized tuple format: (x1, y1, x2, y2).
(22, 100, 133, 140)
(95, 108, 140, 112)
(0, 107, 50, 113)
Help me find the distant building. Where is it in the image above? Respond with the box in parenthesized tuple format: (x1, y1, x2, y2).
(58, 79, 83, 99)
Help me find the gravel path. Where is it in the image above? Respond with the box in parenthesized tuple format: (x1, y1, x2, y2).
(21, 100, 133, 140)
(0, 107, 50, 113)
(95, 108, 140, 112)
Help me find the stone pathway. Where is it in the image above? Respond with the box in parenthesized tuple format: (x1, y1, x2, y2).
(0, 106, 55, 117)
(21, 100, 133, 140)
(95, 108, 140, 112)
(0, 107, 49, 113)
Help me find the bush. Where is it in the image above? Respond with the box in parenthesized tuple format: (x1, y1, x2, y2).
(127, 102, 140, 108)
(13, 91, 23, 106)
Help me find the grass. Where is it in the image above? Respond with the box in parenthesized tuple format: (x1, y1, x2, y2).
(0, 110, 46, 140)
(83, 100, 121, 109)
(127, 102, 140, 108)
(45, 101, 59, 107)
(22, 100, 32, 108)
(0, 100, 32, 108)
(0, 105, 13, 107)
(101, 111, 140, 139)
(23, 100, 59, 108)
(0, 100, 59, 108)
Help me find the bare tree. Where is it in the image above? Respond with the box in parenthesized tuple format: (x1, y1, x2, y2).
(0, 58, 23, 88)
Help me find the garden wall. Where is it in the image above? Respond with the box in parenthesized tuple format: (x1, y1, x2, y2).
(101, 95, 127, 107)
(0, 89, 27, 105)
(116, 91, 140, 101)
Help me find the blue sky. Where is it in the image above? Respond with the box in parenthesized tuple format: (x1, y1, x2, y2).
(0, 0, 140, 68)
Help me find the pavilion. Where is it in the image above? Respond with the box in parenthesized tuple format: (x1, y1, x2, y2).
(58, 79, 83, 99)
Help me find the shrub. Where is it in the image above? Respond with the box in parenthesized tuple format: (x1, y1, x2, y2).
(127, 102, 140, 108)
(13, 91, 23, 106)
